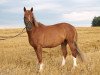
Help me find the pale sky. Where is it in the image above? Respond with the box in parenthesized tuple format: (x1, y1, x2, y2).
(0, 0, 100, 28)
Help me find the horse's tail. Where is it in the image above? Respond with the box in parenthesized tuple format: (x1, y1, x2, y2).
(74, 28, 85, 62)
(74, 42, 85, 62)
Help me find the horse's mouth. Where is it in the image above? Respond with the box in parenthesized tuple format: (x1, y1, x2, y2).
(26, 25, 32, 31)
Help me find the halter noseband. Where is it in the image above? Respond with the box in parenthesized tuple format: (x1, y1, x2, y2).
(24, 18, 33, 31)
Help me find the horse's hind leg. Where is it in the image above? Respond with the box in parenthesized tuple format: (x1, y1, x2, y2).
(34, 45, 43, 72)
(68, 42, 78, 68)
(61, 40, 67, 66)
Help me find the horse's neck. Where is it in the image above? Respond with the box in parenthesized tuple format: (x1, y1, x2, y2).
(26, 24, 43, 39)
(26, 26, 35, 39)
(33, 16, 45, 27)
(26, 22, 45, 38)
(38, 22, 45, 27)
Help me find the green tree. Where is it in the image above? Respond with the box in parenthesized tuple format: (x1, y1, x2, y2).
(92, 16, 100, 27)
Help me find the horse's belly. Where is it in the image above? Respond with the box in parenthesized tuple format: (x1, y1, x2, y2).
(42, 36, 64, 48)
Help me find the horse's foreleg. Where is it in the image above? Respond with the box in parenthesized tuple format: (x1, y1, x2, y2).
(61, 41, 67, 66)
(35, 45, 43, 72)
(68, 42, 78, 68)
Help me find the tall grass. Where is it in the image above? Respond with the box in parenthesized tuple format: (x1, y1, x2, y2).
(0, 27, 100, 75)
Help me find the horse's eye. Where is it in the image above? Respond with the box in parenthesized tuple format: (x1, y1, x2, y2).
(32, 17, 34, 19)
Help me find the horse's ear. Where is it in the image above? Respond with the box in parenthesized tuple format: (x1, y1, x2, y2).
(24, 7, 26, 12)
(31, 7, 33, 12)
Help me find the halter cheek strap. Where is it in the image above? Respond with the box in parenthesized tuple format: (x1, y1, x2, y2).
(24, 18, 33, 30)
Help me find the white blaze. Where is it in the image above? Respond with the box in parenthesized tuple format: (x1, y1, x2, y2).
(28, 15, 31, 21)
(62, 57, 66, 66)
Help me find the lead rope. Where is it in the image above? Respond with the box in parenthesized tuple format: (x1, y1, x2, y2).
(0, 27, 26, 40)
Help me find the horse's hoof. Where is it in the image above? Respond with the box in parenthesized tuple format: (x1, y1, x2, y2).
(71, 66, 77, 72)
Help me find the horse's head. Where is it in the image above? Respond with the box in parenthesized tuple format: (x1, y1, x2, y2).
(24, 7, 36, 31)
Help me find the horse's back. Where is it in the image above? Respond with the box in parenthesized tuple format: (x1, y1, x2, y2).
(45, 22, 75, 30)
(49, 22, 76, 37)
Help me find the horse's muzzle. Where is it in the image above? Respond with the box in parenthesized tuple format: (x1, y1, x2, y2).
(25, 21, 33, 31)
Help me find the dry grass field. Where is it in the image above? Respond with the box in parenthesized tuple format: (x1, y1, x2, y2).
(0, 27, 100, 75)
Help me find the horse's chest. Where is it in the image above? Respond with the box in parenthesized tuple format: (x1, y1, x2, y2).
(29, 38, 37, 47)
(28, 34, 44, 47)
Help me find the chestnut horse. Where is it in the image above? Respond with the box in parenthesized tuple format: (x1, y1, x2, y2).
(23, 7, 84, 72)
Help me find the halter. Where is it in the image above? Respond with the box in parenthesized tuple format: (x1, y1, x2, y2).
(24, 17, 33, 31)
